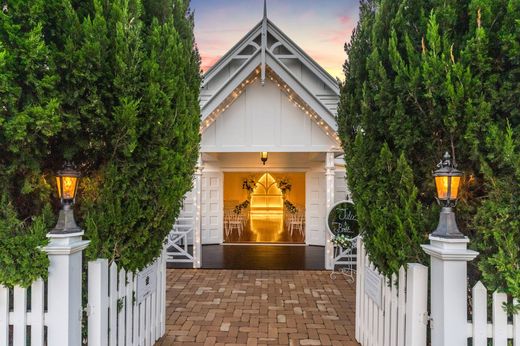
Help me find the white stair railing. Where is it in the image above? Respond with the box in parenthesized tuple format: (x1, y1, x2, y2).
(166, 217, 194, 264)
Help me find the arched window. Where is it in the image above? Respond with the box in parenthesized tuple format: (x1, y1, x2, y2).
(250, 173, 283, 214)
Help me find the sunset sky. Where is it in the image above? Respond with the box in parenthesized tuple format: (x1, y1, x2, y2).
(190, 0, 360, 80)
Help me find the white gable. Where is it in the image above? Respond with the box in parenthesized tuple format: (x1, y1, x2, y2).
(201, 78, 339, 153)
(199, 8, 341, 153)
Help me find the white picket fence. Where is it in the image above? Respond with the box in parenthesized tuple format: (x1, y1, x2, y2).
(0, 249, 166, 346)
(0, 279, 47, 346)
(467, 281, 520, 345)
(355, 237, 428, 346)
(356, 237, 520, 346)
(88, 248, 167, 346)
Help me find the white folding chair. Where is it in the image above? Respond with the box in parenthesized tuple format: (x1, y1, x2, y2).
(289, 214, 304, 238)
(228, 213, 243, 238)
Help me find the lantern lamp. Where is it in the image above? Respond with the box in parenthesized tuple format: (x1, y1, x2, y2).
(55, 163, 81, 205)
(433, 152, 462, 206)
(431, 152, 464, 238)
(260, 152, 268, 165)
(50, 163, 82, 235)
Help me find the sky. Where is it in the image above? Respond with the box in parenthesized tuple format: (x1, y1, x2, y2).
(190, 0, 360, 80)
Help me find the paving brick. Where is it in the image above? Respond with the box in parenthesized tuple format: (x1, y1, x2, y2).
(155, 269, 359, 345)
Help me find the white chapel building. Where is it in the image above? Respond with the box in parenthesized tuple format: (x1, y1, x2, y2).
(173, 4, 349, 270)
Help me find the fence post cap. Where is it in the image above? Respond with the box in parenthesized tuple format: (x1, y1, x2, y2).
(421, 239, 478, 261)
(43, 233, 90, 255)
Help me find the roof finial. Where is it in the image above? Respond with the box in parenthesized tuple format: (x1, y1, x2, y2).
(261, 0, 267, 85)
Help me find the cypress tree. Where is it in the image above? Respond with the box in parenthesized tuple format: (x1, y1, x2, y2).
(60, 0, 201, 271)
(338, 0, 519, 303)
(0, 0, 61, 286)
(0, 0, 201, 286)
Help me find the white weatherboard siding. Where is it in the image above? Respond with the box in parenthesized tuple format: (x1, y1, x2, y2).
(201, 78, 337, 153)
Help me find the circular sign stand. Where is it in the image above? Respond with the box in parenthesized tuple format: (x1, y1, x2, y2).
(327, 200, 359, 282)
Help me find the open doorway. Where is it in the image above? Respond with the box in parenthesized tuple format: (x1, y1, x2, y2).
(223, 172, 305, 243)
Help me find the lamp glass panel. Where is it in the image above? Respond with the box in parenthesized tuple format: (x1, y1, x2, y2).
(449, 176, 461, 200)
(55, 177, 62, 198)
(57, 176, 78, 200)
(435, 176, 449, 200)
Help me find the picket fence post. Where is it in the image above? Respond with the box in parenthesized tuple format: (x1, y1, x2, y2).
(421, 236, 478, 346)
(404, 263, 428, 346)
(471, 281, 488, 346)
(44, 232, 90, 346)
(88, 259, 109, 346)
(355, 237, 362, 341)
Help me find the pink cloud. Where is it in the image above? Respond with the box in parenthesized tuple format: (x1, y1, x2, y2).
(339, 15, 351, 25)
(321, 29, 353, 45)
(200, 55, 222, 72)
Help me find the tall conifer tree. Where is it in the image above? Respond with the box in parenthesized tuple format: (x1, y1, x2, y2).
(0, 0, 201, 285)
(338, 0, 519, 302)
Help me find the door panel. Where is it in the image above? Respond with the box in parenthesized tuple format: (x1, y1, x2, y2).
(306, 172, 326, 245)
(201, 172, 223, 244)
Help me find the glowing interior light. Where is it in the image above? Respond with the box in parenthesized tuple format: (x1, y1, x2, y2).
(435, 175, 461, 200)
(56, 176, 78, 200)
(249, 173, 284, 239)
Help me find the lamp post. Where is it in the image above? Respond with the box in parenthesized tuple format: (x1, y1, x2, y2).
(44, 162, 89, 346)
(260, 152, 268, 165)
(421, 151, 478, 346)
(431, 151, 464, 238)
(50, 163, 82, 234)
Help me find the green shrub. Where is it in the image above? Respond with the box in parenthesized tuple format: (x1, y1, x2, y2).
(338, 0, 519, 301)
(0, 0, 201, 286)
(0, 0, 62, 287)
(0, 195, 52, 287)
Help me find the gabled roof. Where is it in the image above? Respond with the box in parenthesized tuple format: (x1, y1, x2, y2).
(203, 18, 340, 95)
(200, 4, 341, 141)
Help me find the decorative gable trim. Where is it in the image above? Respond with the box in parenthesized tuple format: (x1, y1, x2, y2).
(201, 17, 340, 98)
(266, 20, 339, 95)
(203, 22, 262, 86)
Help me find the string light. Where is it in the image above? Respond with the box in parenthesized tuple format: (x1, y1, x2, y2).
(199, 67, 340, 145)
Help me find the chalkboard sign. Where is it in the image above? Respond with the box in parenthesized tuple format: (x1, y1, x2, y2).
(327, 200, 359, 238)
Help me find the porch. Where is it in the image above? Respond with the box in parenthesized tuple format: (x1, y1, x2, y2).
(171, 151, 349, 270)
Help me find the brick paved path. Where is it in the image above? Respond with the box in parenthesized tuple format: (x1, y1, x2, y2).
(155, 269, 359, 346)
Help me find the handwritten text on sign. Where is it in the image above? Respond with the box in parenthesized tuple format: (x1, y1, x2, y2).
(364, 266, 382, 308)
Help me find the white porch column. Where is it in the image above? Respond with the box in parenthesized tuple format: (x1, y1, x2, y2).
(192, 155, 203, 268)
(421, 236, 478, 346)
(44, 232, 89, 346)
(325, 152, 335, 270)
